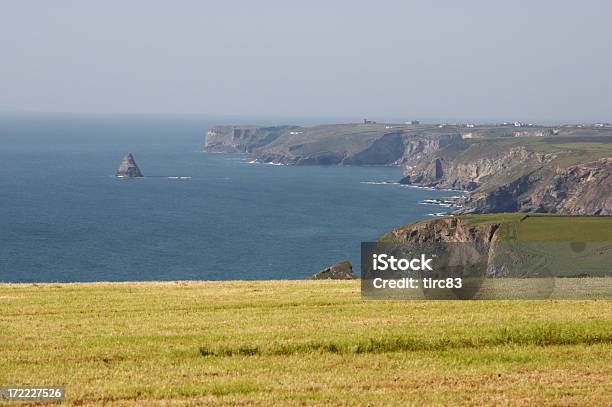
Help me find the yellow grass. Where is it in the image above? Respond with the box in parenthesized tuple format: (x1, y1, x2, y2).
(1, 280, 611, 406)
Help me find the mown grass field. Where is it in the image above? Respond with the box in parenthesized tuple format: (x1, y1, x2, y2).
(1, 281, 611, 406)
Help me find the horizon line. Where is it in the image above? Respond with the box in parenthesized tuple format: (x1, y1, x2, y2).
(0, 109, 610, 127)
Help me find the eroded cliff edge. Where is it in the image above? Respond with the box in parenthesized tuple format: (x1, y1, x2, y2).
(381, 217, 500, 244)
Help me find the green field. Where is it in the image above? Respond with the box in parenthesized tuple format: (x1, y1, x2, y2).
(1, 281, 611, 406)
(458, 213, 612, 241)
(384, 213, 612, 243)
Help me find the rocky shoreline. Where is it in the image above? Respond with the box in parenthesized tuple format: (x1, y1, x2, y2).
(401, 150, 611, 215)
(204, 123, 612, 216)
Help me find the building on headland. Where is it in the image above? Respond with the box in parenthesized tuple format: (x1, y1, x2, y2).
(404, 120, 420, 125)
(513, 121, 523, 127)
(363, 119, 377, 124)
(512, 128, 555, 137)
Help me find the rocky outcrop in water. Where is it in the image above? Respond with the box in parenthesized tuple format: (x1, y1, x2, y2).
(116, 153, 143, 178)
(310, 261, 356, 280)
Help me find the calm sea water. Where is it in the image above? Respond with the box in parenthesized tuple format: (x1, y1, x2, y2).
(0, 113, 456, 282)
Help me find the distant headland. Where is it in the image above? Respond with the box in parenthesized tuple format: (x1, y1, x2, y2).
(204, 122, 612, 215)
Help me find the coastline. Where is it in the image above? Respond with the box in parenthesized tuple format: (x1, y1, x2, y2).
(2, 137, 446, 283)
(236, 152, 467, 217)
(204, 123, 612, 215)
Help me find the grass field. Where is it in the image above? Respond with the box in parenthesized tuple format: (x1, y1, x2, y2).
(458, 213, 612, 242)
(1, 281, 611, 406)
(438, 134, 612, 168)
(384, 213, 612, 243)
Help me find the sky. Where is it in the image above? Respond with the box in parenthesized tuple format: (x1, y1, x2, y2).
(1, 0, 611, 123)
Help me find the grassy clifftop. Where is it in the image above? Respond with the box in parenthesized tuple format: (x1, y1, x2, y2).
(383, 213, 612, 243)
(458, 213, 612, 241)
(381, 214, 612, 281)
(424, 134, 612, 170)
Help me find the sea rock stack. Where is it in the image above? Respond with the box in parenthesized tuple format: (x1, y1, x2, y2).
(116, 153, 143, 178)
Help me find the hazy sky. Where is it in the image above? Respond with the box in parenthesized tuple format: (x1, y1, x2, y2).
(1, 0, 611, 122)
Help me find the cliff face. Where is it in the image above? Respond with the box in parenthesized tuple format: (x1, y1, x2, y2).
(401, 146, 555, 191)
(399, 133, 462, 163)
(381, 218, 501, 278)
(204, 126, 295, 153)
(341, 132, 406, 165)
(380, 214, 612, 279)
(204, 124, 464, 166)
(455, 159, 612, 215)
(256, 131, 411, 165)
(400, 140, 612, 215)
(515, 158, 611, 215)
(382, 217, 500, 244)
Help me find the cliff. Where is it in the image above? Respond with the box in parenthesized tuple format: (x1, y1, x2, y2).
(401, 145, 556, 191)
(204, 123, 612, 215)
(400, 136, 612, 215)
(204, 125, 294, 153)
(380, 217, 501, 279)
(464, 158, 612, 215)
(204, 123, 463, 166)
(380, 214, 612, 278)
(381, 217, 500, 244)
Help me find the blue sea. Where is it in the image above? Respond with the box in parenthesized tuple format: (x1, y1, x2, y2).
(0, 113, 457, 282)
